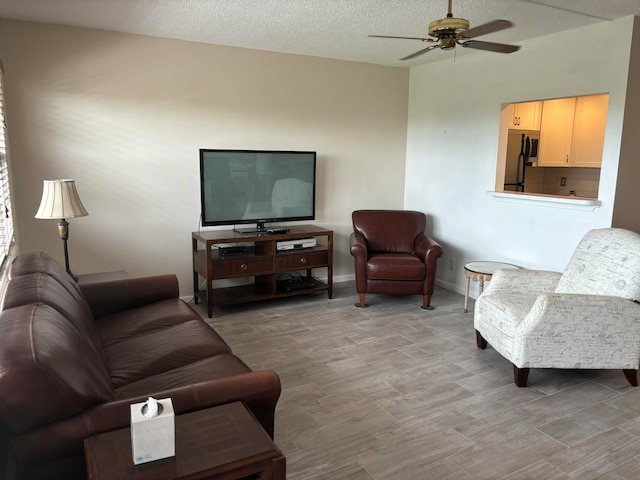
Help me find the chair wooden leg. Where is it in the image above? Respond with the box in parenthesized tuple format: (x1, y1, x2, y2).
(475, 330, 487, 349)
(355, 293, 368, 308)
(623, 369, 638, 386)
(513, 365, 530, 387)
(420, 294, 434, 310)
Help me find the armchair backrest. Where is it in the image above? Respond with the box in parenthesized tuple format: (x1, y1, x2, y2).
(555, 228, 640, 301)
(352, 210, 426, 254)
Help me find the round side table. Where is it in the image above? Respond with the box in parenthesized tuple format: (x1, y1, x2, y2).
(464, 261, 520, 313)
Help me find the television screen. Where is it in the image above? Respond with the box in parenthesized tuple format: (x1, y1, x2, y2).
(200, 149, 317, 232)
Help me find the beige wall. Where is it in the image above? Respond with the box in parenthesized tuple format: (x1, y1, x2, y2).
(0, 19, 409, 294)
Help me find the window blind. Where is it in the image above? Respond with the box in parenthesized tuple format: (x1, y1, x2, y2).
(0, 59, 15, 266)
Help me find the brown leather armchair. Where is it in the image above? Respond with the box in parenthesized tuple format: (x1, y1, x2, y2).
(350, 210, 443, 309)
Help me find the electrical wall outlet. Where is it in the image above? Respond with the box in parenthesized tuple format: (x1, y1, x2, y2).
(560, 177, 567, 186)
(448, 258, 455, 270)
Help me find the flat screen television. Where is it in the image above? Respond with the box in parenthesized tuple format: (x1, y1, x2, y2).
(199, 149, 317, 234)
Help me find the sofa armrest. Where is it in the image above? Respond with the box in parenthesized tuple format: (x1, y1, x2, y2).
(11, 370, 281, 467)
(80, 274, 180, 319)
(483, 269, 562, 297)
(512, 293, 640, 368)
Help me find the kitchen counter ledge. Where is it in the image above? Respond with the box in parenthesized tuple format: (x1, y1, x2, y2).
(488, 191, 601, 211)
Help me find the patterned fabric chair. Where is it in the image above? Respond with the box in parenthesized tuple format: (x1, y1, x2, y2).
(474, 228, 640, 387)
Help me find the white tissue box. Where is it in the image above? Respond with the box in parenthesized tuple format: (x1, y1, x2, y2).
(130, 398, 175, 465)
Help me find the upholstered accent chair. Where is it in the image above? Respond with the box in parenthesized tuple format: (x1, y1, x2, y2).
(475, 228, 640, 387)
(350, 210, 443, 309)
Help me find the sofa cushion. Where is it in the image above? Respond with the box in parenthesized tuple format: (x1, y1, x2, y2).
(104, 320, 232, 388)
(366, 254, 425, 281)
(555, 228, 640, 301)
(0, 304, 113, 433)
(2, 273, 106, 364)
(97, 299, 205, 348)
(114, 354, 252, 399)
(6, 251, 84, 300)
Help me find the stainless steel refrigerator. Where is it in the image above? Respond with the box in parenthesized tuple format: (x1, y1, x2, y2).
(504, 130, 539, 192)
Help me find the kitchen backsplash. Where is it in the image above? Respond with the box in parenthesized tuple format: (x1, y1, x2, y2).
(524, 166, 600, 198)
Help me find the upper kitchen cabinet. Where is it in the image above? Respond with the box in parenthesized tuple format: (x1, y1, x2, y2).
(510, 101, 542, 130)
(570, 94, 609, 167)
(538, 94, 609, 168)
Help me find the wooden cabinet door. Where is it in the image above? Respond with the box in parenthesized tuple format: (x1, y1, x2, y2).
(510, 101, 542, 130)
(511, 102, 542, 130)
(570, 94, 608, 168)
(538, 98, 576, 166)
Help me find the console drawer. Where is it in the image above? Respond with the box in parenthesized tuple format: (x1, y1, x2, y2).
(276, 250, 329, 270)
(212, 257, 274, 278)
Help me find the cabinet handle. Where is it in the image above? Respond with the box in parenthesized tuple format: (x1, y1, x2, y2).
(566, 155, 569, 163)
(240, 263, 248, 271)
(300, 257, 307, 264)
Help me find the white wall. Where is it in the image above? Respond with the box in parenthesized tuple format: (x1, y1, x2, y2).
(405, 17, 636, 297)
(0, 19, 409, 294)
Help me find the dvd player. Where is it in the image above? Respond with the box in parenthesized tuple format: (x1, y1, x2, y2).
(276, 238, 316, 251)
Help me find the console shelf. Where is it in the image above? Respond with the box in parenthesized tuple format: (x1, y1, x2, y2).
(192, 225, 333, 318)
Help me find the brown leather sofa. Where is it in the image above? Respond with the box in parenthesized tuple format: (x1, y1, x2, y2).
(350, 210, 443, 309)
(0, 252, 281, 480)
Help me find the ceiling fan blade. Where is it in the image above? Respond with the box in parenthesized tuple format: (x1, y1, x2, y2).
(461, 19, 514, 39)
(369, 34, 435, 42)
(400, 45, 439, 60)
(461, 40, 520, 54)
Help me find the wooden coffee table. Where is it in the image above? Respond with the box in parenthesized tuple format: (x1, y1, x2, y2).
(464, 261, 520, 313)
(84, 402, 285, 480)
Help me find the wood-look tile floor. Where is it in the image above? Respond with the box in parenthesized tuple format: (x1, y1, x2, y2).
(193, 283, 640, 480)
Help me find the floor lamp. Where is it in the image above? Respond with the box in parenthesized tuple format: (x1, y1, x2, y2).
(35, 179, 89, 281)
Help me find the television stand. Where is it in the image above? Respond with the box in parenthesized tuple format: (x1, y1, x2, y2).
(192, 225, 333, 318)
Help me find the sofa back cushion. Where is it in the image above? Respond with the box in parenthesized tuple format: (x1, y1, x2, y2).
(0, 304, 114, 433)
(352, 210, 426, 254)
(7, 251, 83, 300)
(2, 273, 107, 364)
(555, 228, 640, 301)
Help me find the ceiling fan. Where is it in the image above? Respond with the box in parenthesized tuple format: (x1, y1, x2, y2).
(370, 0, 520, 60)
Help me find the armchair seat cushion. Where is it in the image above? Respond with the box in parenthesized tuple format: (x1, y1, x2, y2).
(367, 254, 426, 281)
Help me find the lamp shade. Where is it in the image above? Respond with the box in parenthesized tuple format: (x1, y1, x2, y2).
(35, 179, 89, 219)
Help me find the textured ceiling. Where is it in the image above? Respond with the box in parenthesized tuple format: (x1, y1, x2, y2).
(0, 0, 639, 67)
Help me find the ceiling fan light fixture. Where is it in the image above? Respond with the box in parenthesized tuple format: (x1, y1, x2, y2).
(440, 37, 457, 50)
